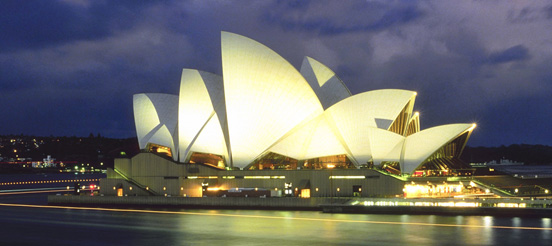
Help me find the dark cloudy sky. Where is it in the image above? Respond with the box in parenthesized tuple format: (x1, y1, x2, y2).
(1, 0, 551, 147)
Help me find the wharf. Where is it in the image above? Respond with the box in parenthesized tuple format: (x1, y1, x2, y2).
(47, 195, 552, 217)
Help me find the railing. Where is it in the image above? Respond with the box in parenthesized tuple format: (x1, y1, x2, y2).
(371, 168, 408, 181)
(113, 168, 159, 196)
(471, 179, 514, 197)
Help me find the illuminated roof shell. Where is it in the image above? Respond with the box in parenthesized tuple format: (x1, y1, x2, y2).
(177, 69, 228, 163)
(402, 124, 475, 174)
(221, 32, 323, 167)
(133, 93, 178, 160)
(300, 57, 351, 109)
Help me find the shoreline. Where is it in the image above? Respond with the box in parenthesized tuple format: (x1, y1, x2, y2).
(47, 195, 552, 217)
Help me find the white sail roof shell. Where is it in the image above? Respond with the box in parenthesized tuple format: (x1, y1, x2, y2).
(269, 113, 348, 160)
(133, 93, 178, 160)
(402, 123, 474, 174)
(221, 31, 323, 168)
(325, 89, 415, 165)
(178, 69, 228, 163)
(300, 57, 351, 109)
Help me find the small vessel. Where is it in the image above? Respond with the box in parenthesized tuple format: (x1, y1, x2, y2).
(486, 158, 524, 166)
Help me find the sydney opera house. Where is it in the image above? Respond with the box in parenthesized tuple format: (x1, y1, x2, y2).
(101, 32, 476, 198)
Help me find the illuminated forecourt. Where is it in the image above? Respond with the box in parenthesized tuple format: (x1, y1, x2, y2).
(133, 31, 476, 176)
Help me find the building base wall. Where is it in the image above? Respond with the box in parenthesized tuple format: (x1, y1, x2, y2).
(104, 153, 405, 197)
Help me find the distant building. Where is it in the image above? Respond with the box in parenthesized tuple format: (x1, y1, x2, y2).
(32, 155, 57, 168)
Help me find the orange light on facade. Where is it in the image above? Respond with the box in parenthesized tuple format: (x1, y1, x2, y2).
(300, 189, 310, 198)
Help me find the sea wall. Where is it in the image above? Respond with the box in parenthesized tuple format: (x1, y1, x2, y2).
(47, 195, 341, 209)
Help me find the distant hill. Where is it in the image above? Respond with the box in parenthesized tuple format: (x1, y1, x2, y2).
(462, 144, 552, 165)
(0, 134, 139, 168)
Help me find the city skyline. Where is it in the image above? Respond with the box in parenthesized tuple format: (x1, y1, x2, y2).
(1, 1, 552, 147)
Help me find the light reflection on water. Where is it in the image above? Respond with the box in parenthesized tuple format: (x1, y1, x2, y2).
(0, 206, 551, 245)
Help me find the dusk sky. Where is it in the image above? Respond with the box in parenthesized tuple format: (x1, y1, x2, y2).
(1, 0, 551, 147)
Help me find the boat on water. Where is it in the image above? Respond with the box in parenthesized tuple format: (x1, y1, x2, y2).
(487, 158, 524, 166)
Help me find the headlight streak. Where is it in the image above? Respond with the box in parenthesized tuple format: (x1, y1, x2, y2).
(0, 203, 550, 231)
(0, 189, 71, 195)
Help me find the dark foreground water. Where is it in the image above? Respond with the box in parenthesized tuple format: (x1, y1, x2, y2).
(0, 201, 551, 246)
(1, 173, 552, 245)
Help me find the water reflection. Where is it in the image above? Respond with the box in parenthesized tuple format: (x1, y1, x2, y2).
(0, 205, 551, 245)
(542, 218, 551, 241)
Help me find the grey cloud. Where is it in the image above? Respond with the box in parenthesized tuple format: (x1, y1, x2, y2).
(487, 45, 530, 64)
(507, 7, 541, 23)
(545, 5, 552, 19)
(263, 1, 424, 35)
(0, 0, 162, 52)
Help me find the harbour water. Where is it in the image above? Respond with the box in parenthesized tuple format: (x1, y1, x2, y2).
(0, 203, 551, 245)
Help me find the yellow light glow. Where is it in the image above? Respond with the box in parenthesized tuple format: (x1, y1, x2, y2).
(0, 189, 68, 196)
(206, 187, 221, 191)
(329, 176, 365, 179)
(244, 176, 285, 179)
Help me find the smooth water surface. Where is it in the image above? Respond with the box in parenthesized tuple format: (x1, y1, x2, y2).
(0, 204, 550, 246)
